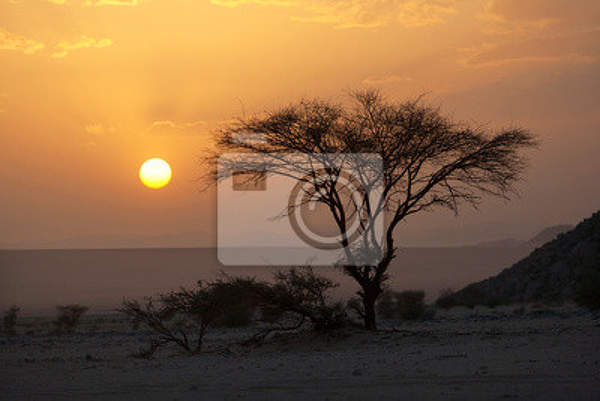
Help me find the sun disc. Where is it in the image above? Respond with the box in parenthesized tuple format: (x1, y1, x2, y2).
(139, 158, 172, 189)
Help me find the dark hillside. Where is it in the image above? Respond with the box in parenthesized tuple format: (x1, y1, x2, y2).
(439, 212, 600, 307)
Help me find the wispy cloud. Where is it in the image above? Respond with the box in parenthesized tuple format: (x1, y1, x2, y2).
(84, 123, 116, 135)
(84, 0, 144, 6)
(212, 0, 457, 29)
(479, 0, 600, 37)
(463, 1, 600, 74)
(149, 120, 207, 136)
(210, 0, 295, 6)
(362, 74, 413, 85)
(0, 28, 44, 55)
(396, 0, 457, 28)
(468, 53, 597, 68)
(82, 123, 117, 148)
(52, 36, 113, 58)
(458, 42, 598, 69)
(46, 0, 143, 5)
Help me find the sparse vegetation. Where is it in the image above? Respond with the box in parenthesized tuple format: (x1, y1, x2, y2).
(377, 290, 426, 320)
(119, 268, 347, 356)
(376, 291, 397, 319)
(346, 297, 365, 321)
(254, 267, 348, 333)
(53, 304, 89, 333)
(435, 286, 508, 309)
(3, 305, 20, 335)
(119, 276, 260, 356)
(395, 291, 426, 320)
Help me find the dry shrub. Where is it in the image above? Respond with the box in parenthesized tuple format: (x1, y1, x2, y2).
(3, 305, 20, 335)
(435, 286, 508, 309)
(377, 290, 426, 320)
(54, 305, 88, 333)
(119, 276, 260, 356)
(255, 267, 348, 332)
(120, 268, 347, 356)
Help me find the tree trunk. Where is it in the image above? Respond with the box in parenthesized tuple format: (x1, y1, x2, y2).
(362, 290, 379, 331)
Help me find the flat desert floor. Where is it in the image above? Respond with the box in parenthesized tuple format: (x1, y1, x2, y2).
(1, 306, 599, 401)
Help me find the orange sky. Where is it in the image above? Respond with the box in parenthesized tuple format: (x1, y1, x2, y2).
(1, 0, 599, 248)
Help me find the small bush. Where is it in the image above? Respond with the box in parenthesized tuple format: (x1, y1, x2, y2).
(346, 297, 365, 320)
(255, 267, 348, 332)
(54, 305, 88, 333)
(376, 291, 396, 320)
(3, 305, 20, 335)
(395, 291, 426, 320)
(120, 268, 346, 356)
(211, 275, 261, 327)
(376, 290, 426, 320)
(214, 303, 255, 328)
(119, 276, 262, 356)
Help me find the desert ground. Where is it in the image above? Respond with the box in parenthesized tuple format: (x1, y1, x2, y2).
(1, 305, 599, 401)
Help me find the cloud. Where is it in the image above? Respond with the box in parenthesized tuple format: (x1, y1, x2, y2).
(0, 28, 45, 55)
(84, 123, 116, 135)
(458, 42, 598, 69)
(148, 120, 207, 136)
(395, 0, 457, 27)
(362, 74, 413, 85)
(82, 123, 117, 148)
(485, 0, 600, 25)
(210, 0, 295, 6)
(464, 53, 597, 69)
(480, 0, 600, 36)
(52, 36, 113, 58)
(465, 1, 600, 74)
(84, 0, 144, 6)
(212, 0, 457, 29)
(46, 0, 143, 5)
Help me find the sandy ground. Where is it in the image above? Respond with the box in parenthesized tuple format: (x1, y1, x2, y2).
(1, 306, 599, 401)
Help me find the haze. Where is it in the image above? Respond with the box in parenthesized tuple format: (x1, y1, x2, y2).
(1, 0, 599, 249)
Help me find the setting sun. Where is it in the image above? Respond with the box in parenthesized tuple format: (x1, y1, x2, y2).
(139, 158, 172, 189)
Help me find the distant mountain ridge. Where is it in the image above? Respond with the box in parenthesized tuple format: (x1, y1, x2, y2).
(527, 224, 575, 248)
(474, 225, 573, 249)
(442, 212, 600, 306)
(1, 225, 574, 251)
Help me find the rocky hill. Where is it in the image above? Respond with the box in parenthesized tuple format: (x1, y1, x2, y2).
(439, 212, 600, 307)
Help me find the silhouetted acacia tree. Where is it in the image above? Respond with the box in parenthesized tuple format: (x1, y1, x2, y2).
(202, 90, 537, 330)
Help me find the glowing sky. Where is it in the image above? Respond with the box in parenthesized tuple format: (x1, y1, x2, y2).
(1, 0, 599, 248)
